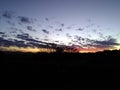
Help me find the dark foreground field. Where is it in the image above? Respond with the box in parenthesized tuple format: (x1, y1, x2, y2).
(0, 50, 120, 88)
(1, 50, 120, 71)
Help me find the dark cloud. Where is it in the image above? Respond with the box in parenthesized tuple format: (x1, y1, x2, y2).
(45, 18, 49, 21)
(74, 35, 84, 42)
(61, 24, 64, 27)
(0, 32, 5, 35)
(27, 26, 36, 31)
(27, 26, 32, 30)
(16, 34, 50, 47)
(0, 34, 58, 48)
(82, 37, 120, 49)
(55, 28, 62, 32)
(2, 11, 14, 19)
(54, 41, 59, 43)
(42, 29, 49, 34)
(72, 35, 120, 49)
(17, 16, 32, 24)
(43, 39, 49, 41)
(0, 32, 6, 38)
(93, 38, 119, 46)
(0, 37, 27, 47)
(17, 34, 37, 43)
(16, 34, 49, 46)
(76, 28, 84, 31)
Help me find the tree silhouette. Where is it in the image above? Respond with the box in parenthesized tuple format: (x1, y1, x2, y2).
(56, 47, 64, 53)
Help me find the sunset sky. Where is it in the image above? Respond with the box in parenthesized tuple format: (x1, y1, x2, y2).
(0, 0, 120, 52)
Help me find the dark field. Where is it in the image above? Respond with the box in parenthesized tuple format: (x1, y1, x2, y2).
(1, 50, 120, 72)
(1, 50, 120, 88)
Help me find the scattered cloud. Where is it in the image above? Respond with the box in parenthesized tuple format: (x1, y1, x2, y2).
(27, 26, 36, 31)
(93, 38, 119, 46)
(16, 33, 40, 43)
(17, 16, 32, 24)
(0, 32, 5, 35)
(45, 18, 49, 21)
(83, 37, 120, 50)
(0, 34, 57, 48)
(66, 33, 72, 38)
(0, 10, 119, 52)
(61, 23, 64, 27)
(42, 29, 49, 34)
(2, 10, 15, 19)
(55, 28, 62, 32)
(0, 37, 27, 47)
(6, 20, 15, 25)
(76, 27, 84, 31)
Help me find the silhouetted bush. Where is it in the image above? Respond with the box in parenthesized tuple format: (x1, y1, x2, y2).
(56, 47, 64, 53)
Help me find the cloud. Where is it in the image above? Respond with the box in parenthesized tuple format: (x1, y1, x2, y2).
(17, 16, 32, 24)
(16, 33, 55, 47)
(45, 18, 49, 21)
(0, 32, 5, 35)
(72, 35, 120, 50)
(0, 37, 27, 47)
(61, 23, 64, 27)
(66, 33, 72, 38)
(42, 29, 49, 34)
(0, 32, 6, 37)
(27, 26, 36, 31)
(2, 10, 15, 19)
(27, 26, 32, 30)
(7, 21, 15, 25)
(55, 28, 62, 32)
(16, 34, 40, 43)
(93, 38, 119, 47)
(76, 28, 84, 31)
(0, 33, 57, 48)
(83, 37, 120, 50)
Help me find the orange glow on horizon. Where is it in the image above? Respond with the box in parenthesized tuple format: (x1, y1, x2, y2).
(0, 46, 56, 53)
(78, 48, 109, 53)
(0, 46, 118, 53)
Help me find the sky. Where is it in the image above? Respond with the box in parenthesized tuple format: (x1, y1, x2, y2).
(0, 0, 120, 52)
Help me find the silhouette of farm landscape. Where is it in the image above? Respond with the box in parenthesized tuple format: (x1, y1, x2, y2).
(1, 49, 120, 72)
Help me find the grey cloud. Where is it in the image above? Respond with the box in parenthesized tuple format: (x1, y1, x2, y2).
(76, 28, 84, 31)
(0, 37, 27, 47)
(2, 11, 15, 19)
(17, 16, 32, 24)
(27, 26, 36, 31)
(42, 29, 49, 34)
(93, 38, 119, 46)
(55, 28, 62, 32)
(0, 32, 5, 35)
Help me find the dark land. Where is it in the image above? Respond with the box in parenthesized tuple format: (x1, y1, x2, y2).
(1, 50, 120, 88)
(1, 50, 120, 72)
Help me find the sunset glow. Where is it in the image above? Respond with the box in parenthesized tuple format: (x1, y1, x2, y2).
(0, 46, 56, 53)
(0, 0, 120, 53)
